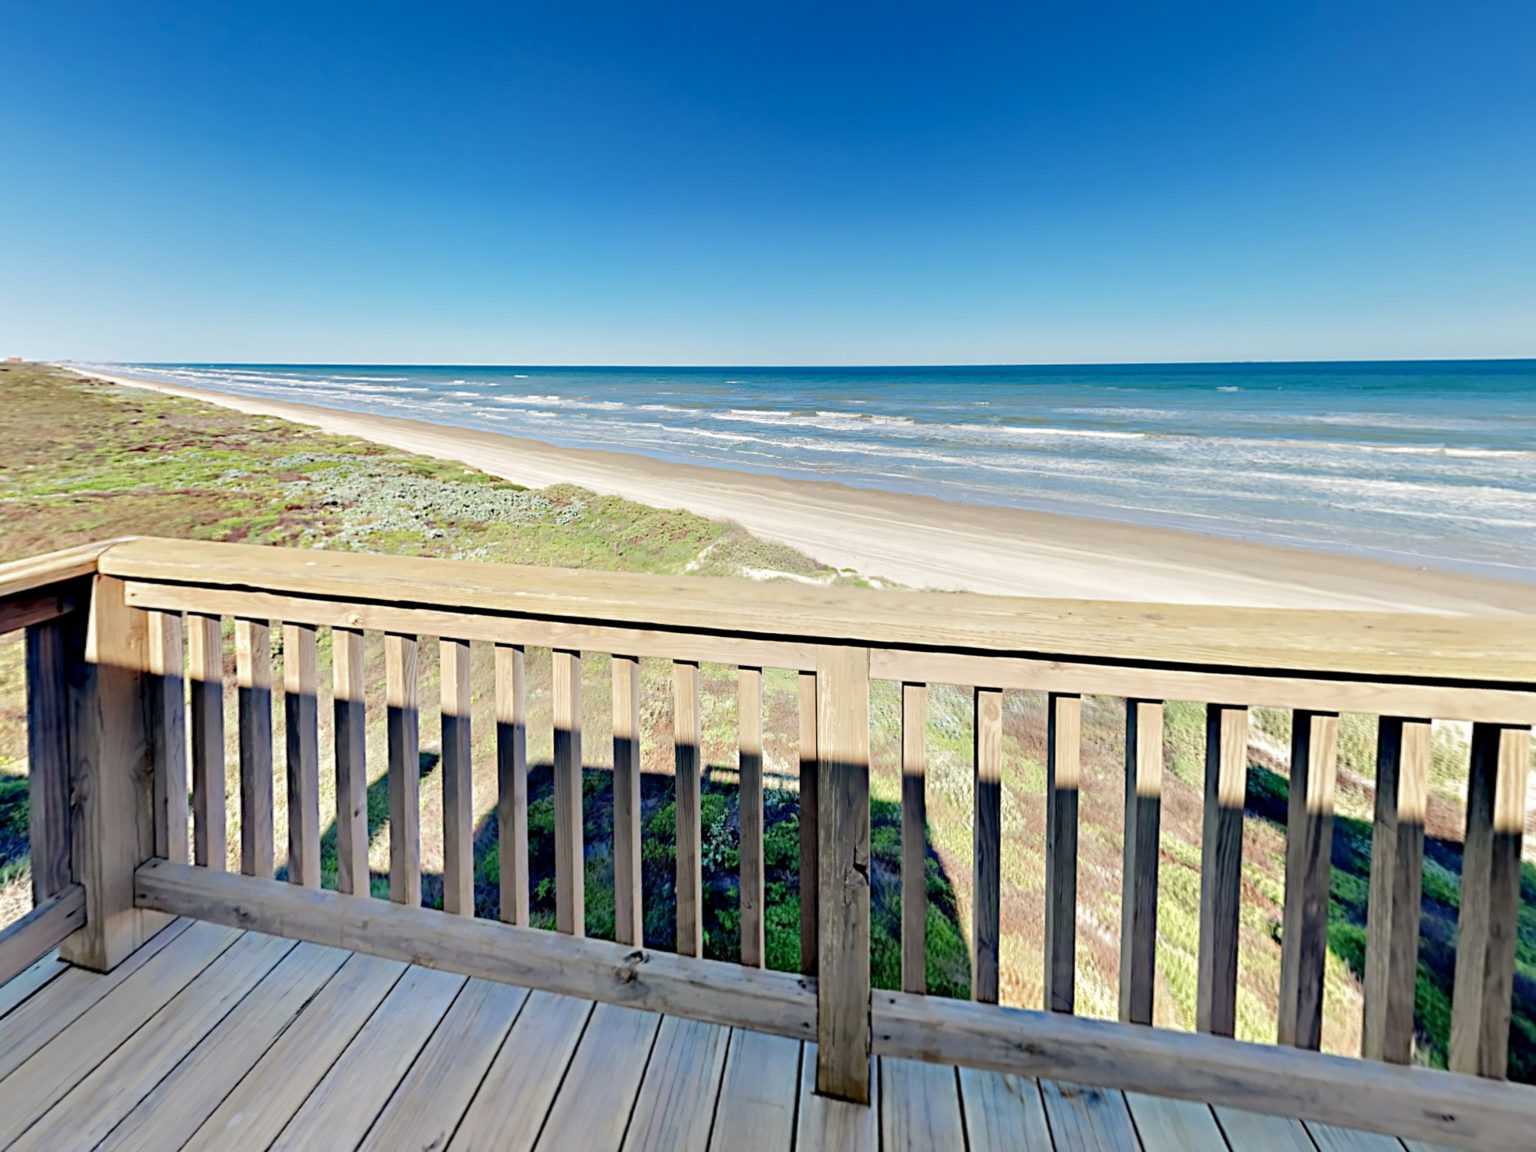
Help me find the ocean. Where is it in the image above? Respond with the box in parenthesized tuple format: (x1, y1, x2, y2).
(88, 360, 1536, 580)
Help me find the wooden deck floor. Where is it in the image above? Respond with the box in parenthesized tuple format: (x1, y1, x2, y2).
(0, 918, 1437, 1151)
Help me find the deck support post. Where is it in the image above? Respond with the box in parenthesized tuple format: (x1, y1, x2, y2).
(815, 645, 871, 1103)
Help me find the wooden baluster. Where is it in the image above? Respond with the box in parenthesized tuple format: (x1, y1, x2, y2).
(612, 654, 643, 947)
(235, 618, 274, 879)
(1197, 703, 1248, 1037)
(675, 660, 703, 957)
(1120, 699, 1162, 1025)
(1451, 722, 1532, 1079)
(973, 686, 1003, 1006)
(799, 670, 819, 977)
(901, 682, 927, 994)
(738, 666, 765, 967)
(283, 622, 321, 889)
(187, 614, 226, 871)
(496, 643, 529, 925)
(1045, 692, 1081, 1014)
(553, 649, 584, 936)
(815, 645, 871, 1103)
(26, 615, 80, 901)
(1363, 716, 1430, 1063)
(385, 632, 421, 907)
(1278, 710, 1338, 1049)
(147, 610, 188, 865)
(332, 627, 368, 896)
(440, 637, 473, 916)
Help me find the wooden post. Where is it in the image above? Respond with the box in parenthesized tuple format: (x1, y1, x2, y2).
(1450, 723, 1531, 1079)
(738, 666, 765, 967)
(1363, 716, 1429, 1064)
(612, 654, 643, 947)
(26, 612, 83, 903)
(1045, 692, 1081, 1014)
(552, 649, 584, 937)
(901, 682, 927, 994)
(675, 660, 703, 958)
(386, 632, 421, 907)
(440, 637, 474, 916)
(973, 687, 1003, 1006)
(496, 643, 529, 925)
(1120, 699, 1162, 1025)
(799, 670, 818, 977)
(235, 619, 274, 879)
(1278, 710, 1338, 1050)
(147, 610, 188, 865)
(1198, 703, 1248, 1037)
(815, 645, 871, 1103)
(283, 622, 321, 889)
(332, 627, 368, 896)
(187, 614, 226, 871)
(60, 576, 154, 971)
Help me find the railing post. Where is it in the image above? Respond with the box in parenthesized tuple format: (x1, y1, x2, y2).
(815, 645, 870, 1103)
(60, 575, 155, 971)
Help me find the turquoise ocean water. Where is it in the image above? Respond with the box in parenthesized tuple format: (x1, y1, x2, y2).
(91, 361, 1536, 580)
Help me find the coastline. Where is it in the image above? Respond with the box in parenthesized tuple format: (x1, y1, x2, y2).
(62, 365, 1536, 615)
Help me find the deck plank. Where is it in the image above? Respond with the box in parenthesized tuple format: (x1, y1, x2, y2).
(1040, 1079, 1142, 1151)
(0, 948, 65, 1021)
(1307, 1122, 1407, 1151)
(880, 1057, 966, 1152)
(1125, 1091, 1229, 1151)
(707, 1030, 801, 1152)
(958, 1066, 1054, 1152)
(181, 951, 407, 1151)
(796, 1044, 878, 1152)
(360, 977, 530, 1151)
(268, 964, 466, 1150)
(624, 1015, 732, 1152)
(12, 932, 295, 1151)
(0, 918, 194, 1080)
(534, 1002, 663, 1152)
(448, 990, 595, 1152)
(1213, 1107, 1318, 1150)
(0, 919, 239, 1146)
(98, 941, 352, 1152)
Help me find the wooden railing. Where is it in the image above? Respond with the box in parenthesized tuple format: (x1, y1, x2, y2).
(2, 538, 1534, 1149)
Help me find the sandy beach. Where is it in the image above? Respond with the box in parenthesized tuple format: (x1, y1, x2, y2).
(64, 366, 1536, 616)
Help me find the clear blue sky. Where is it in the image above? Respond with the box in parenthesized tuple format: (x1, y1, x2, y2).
(3, 2, 1534, 364)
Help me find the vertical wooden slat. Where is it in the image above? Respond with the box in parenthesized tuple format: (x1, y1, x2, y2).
(235, 618, 274, 880)
(147, 610, 188, 865)
(385, 632, 421, 907)
(901, 682, 928, 994)
(675, 660, 703, 958)
(331, 627, 368, 896)
(799, 669, 819, 977)
(612, 654, 643, 947)
(552, 648, 584, 937)
(738, 666, 765, 967)
(1045, 692, 1081, 1014)
(61, 576, 153, 971)
(187, 614, 226, 871)
(26, 615, 80, 901)
(1120, 699, 1162, 1025)
(495, 643, 529, 926)
(1197, 703, 1248, 1037)
(440, 637, 473, 916)
(1364, 716, 1430, 1064)
(1451, 722, 1531, 1080)
(973, 686, 1003, 1006)
(282, 622, 321, 889)
(1277, 710, 1338, 1050)
(816, 645, 871, 1103)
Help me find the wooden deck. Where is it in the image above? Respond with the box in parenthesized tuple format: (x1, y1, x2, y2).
(0, 919, 1434, 1152)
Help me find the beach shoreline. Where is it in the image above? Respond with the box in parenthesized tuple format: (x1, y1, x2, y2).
(60, 365, 1536, 615)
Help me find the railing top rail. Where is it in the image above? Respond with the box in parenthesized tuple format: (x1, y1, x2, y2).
(97, 536, 1536, 688)
(0, 540, 116, 602)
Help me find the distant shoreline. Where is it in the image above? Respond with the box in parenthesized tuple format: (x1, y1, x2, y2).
(60, 365, 1536, 614)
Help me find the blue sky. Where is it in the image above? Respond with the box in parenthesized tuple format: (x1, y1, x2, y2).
(2, 1, 1533, 364)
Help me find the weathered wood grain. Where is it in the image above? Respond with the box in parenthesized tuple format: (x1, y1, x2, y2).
(880, 1057, 965, 1152)
(614, 653, 644, 946)
(282, 622, 320, 889)
(973, 685, 1003, 1006)
(901, 682, 927, 994)
(739, 665, 765, 967)
(707, 1029, 802, 1152)
(1198, 703, 1248, 1037)
(553, 648, 585, 936)
(235, 617, 274, 880)
(440, 636, 474, 915)
(496, 642, 529, 924)
(1046, 691, 1081, 1014)
(385, 631, 421, 907)
(331, 626, 368, 895)
(1278, 709, 1338, 1050)
(534, 1002, 661, 1152)
(799, 670, 819, 977)
(187, 613, 226, 871)
(676, 659, 703, 957)
(624, 1015, 731, 1152)
(26, 616, 78, 899)
(0, 886, 85, 987)
(1120, 698, 1162, 1025)
(147, 609, 188, 865)
(957, 1066, 1053, 1152)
